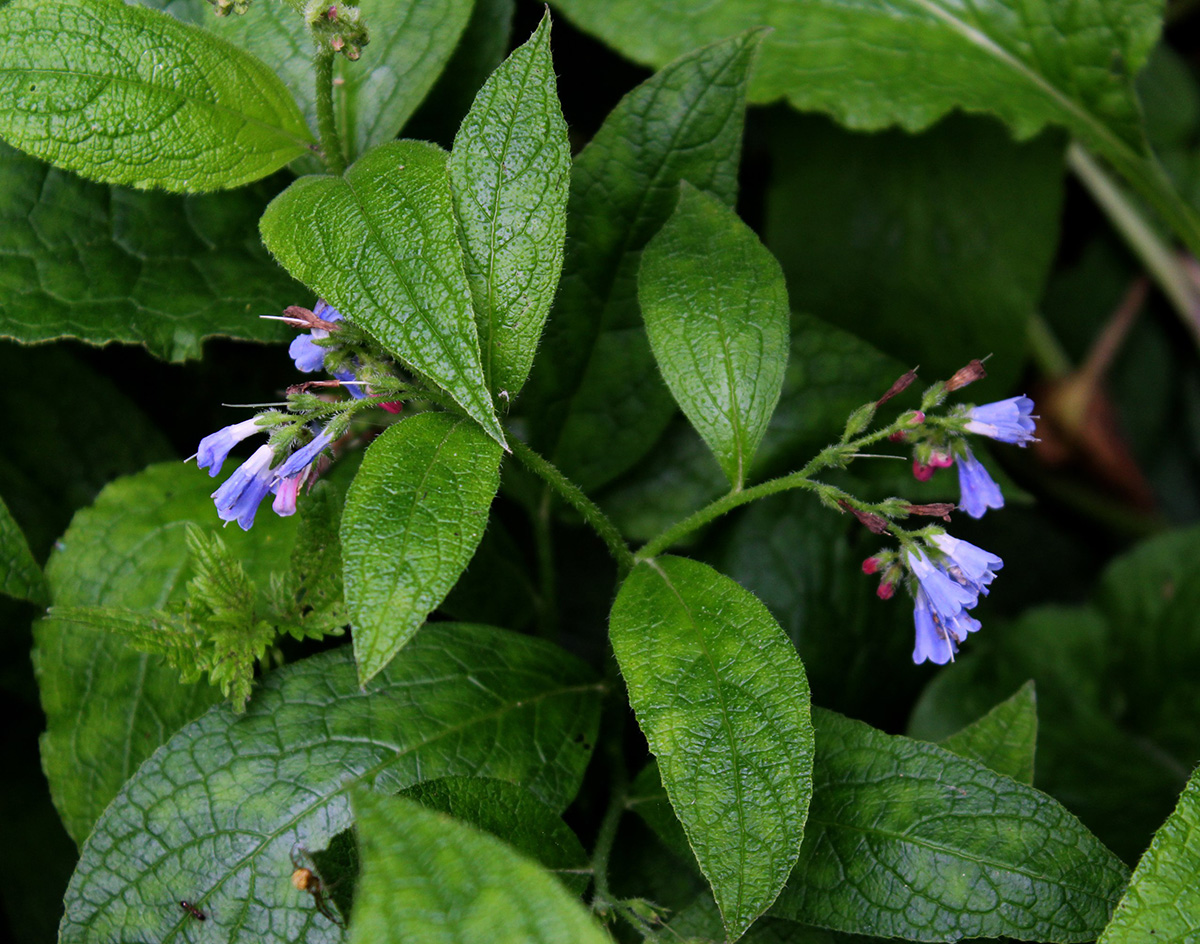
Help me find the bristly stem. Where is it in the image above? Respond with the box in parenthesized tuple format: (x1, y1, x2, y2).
(508, 438, 635, 577)
(314, 51, 346, 175)
(533, 487, 559, 639)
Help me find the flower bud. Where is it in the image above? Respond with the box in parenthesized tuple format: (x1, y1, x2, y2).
(888, 430, 908, 442)
(929, 449, 954, 469)
(903, 410, 925, 427)
(862, 556, 881, 575)
(876, 581, 896, 600)
(912, 458, 934, 482)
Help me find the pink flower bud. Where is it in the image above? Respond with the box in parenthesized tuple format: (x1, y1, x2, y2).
(912, 459, 935, 482)
(877, 581, 896, 600)
(862, 556, 881, 575)
(904, 410, 926, 427)
(930, 450, 955, 469)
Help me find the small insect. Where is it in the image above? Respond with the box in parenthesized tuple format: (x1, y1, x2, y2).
(291, 843, 343, 926)
(179, 900, 207, 922)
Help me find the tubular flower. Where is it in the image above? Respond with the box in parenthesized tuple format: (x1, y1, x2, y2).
(956, 446, 1004, 519)
(906, 548, 984, 664)
(929, 533, 1003, 596)
(964, 395, 1037, 445)
(211, 444, 277, 531)
(273, 424, 337, 482)
(289, 301, 343, 373)
(912, 587, 981, 665)
(271, 471, 306, 517)
(193, 417, 265, 477)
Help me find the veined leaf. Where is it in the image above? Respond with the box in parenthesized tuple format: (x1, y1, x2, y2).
(59, 624, 601, 943)
(772, 709, 1129, 943)
(141, 0, 472, 164)
(400, 777, 590, 897)
(449, 11, 569, 400)
(939, 680, 1038, 784)
(0, 0, 313, 191)
(639, 183, 789, 488)
(0, 493, 46, 605)
(610, 555, 813, 939)
(549, 0, 1200, 255)
(341, 413, 503, 684)
(348, 790, 610, 944)
(0, 141, 297, 361)
(523, 30, 765, 491)
(261, 141, 506, 446)
(34, 462, 298, 844)
(1098, 764, 1200, 943)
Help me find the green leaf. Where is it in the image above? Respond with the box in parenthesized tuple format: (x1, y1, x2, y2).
(60, 624, 600, 942)
(142, 0, 473, 164)
(668, 893, 872, 944)
(401, 776, 590, 896)
(0, 494, 46, 605)
(1098, 764, 1200, 944)
(273, 480, 348, 639)
(260, 141, 506, 446)
(639, 183, 789, 488)
(523, 30, 765, 491)
(549, 0, 1200, 256)
(772, 709, 1129, 943)
(341, 413, 504, 684)
(610, 555, 814, 939)
(0, 141, 298, 361)
(33, 461, 299, 845)
(764, 113, 1063, 387)
(939, 680, 1038, 785)
(449, 11, 569, 400)
(348, 790, 611, 944)
(0, 0, 313, 191)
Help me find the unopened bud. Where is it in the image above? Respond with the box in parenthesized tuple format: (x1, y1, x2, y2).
(944, 359, 987, 392)
(842, 402, 876, 440)
(862, 556, 881, 575)
(929, 450, 954, 469)
(380, 401, 403, 414)
(876, 368, 918, 407)
(888, 430, 908, 442)
(912, 458, 934, 482)
(876, 581, 896, 600)
(903, 410, 925, 427)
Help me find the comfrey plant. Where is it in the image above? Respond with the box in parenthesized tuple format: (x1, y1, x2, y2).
(4, 1, 1185, 943)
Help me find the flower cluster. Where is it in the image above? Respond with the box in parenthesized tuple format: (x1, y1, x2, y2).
(860, 363, 1037, 664)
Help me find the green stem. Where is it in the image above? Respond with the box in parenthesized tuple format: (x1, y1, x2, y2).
(314, 51, 346, 175)
(508, 438, 635, 576)
(1067, 143, 1200, 349)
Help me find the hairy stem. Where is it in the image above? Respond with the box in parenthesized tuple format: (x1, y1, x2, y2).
(533, 487, 558, 639)
(314, 51, 346, 175)
(508, 438, 635, 576)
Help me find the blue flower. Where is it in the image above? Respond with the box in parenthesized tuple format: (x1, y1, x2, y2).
(211, 444, 277, 531)
(334, 366, 367, 399)
(289, 303, 343, 374)
(912, 587, 981, 665)
(965, 395, 1037, 445)
(956, 446, 1005, 519)
(193, 417, 265, 477)
(273, 425, 336, 482)
(929, 533, 1003, 596)
(906, 549, 977, 614)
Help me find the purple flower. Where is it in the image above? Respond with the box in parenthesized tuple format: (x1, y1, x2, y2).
(211, 444, 277, 531)
(272, 472, 304, 517)
(912, 587, 981, 665)
(956, 446, 1005, 519)
(965, 395, 1037, 445)
(334, 366, 367, 399)
(193, 417, 264, 477)
(289, 302, 343, 373)
(906, 549, 978, 614)
(273, 425, 336, 482)
(929, 533, 1003, 596)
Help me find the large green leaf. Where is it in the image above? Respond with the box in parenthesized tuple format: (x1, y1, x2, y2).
(449, 12, 569, 399)
(341, 413, 503, 683)
(773, 709, 1129, 943)
(59, 624, 601, 943)
(764, 113, 1063, 386)
(143, 0, 472, 163)
(0, 494, 45, 605)
(939, 680, 1038, 785)
(523, 30, 764, 491)
(401, 777, 589, 897)
(610, 555, 814, 939)
(348, 790, 610, 944)
(549, 0, 1200, 255)
(33, 461, 299, 845)
(639, 183, 789, 488)
(1098, 765, 1200, 943)
(261, 141, 506, 446)
(0, 0, 313, 191)
(0, 141, 296, 361)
